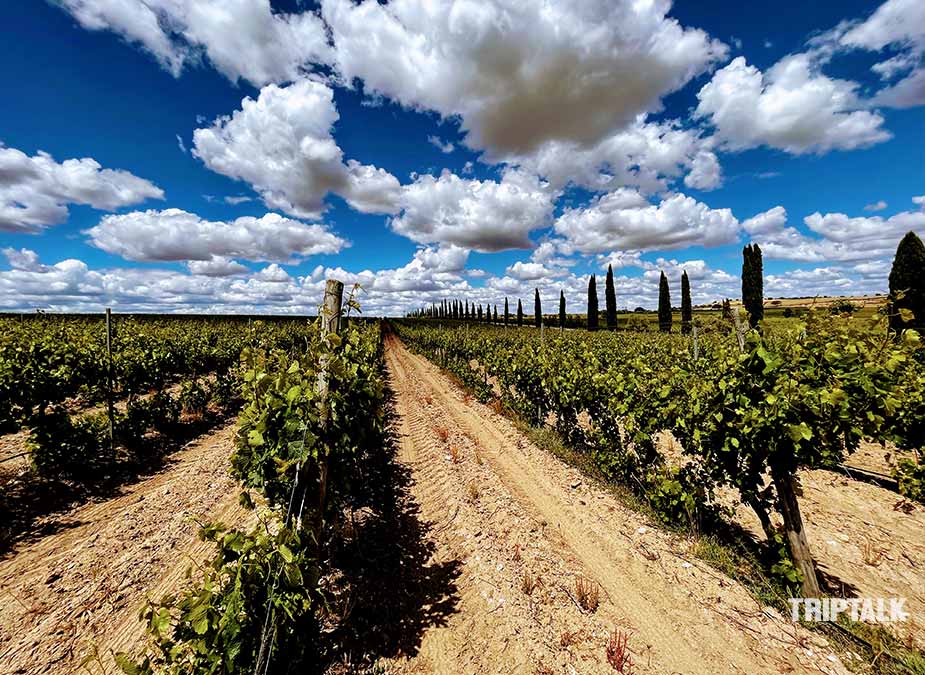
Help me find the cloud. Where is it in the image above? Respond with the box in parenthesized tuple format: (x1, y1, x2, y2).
(750, 205, 925, 262)
(322, 0, 727, 155)
(254, 263, 291, 283)
(695, 55, 891, 154)
(411, 245, 470, 273)
(864, 200, 888, 211)
(176, 134, 187, 153)
(390, 168, 555, 251)
(683, 149, 723, 191)
(845, 0, 925, 107)
(501, 117, 723, 194)
(187, 257, 249, 277)
(830, 0, 925, 108)
(742, 205, 788, 235)
(427, 135, 455, 154)
(913, 195, 925, 207)
(192, 78, 400, 219)
(0, 144, 164, 232)
(52, 0, 331, 86)
(506, 261, 557, 281)
(554, 190, 740, 254)
(3, 247, 48, 272)
(85, 208, 347, 264)
(224, 195, 252, 205)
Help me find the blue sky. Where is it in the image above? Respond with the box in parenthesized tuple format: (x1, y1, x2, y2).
(0, 0, 923, 315)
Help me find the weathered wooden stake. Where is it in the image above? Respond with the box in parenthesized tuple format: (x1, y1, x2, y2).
(692, 323, 699, 360)
(313, 279, 343, 543)
(105, 308, 114, 454)
(731, 308, 747, 353)
(773, 470, 821, 597)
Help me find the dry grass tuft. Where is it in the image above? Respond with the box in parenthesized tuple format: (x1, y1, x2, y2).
(521, 570, 537, 596)
(449, 444, 461, 463)
(560, 629, 582, 648)
(467, 481, 480, 502)
(575, 577, 599, 613)
(435, 425, 450, 443)
(605, 629, 635, 673)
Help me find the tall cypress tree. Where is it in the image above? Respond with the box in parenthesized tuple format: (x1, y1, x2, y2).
(889, 231, 925, 332)
(605, 263, 617, 330)
(587, 275, 599, 331)
(517, 299, 524, 326)
(559, 290, 566, 328)
(681, 270, 692, 335)
(742, 243, 764, 329)
(493, 305, 498, 323)
(477, 304, 483, 321)
(504, 297, 509, 326)
(534, 288, 542, 328)
(658, 271, 672, 333)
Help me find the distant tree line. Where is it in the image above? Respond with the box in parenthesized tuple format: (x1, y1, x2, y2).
(407, 231, 925, 336)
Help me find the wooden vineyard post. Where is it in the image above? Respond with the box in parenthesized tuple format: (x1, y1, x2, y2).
(105, 308, 114, 455)
(313, 279, 343, 546)
(692, 323, 699, 360)
(732, 307, 747, 352)
(773, 469, 822, 597)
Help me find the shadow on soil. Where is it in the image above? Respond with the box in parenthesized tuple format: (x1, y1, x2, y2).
(0, 413, 232, 560)
(322, 387, 461, 673)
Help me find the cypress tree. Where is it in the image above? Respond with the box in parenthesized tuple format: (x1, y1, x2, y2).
(587, 275, 599, 331)
(477, 304, 482, 321)
(605, 263, 617, 330)
(559, 290, 566, 328)
(742, 244, 764, 329)
(504, 297, 509, 326)
(534, 288, 542, 328)
(493, 305, 498, 323)
(889, 231, 925, 332)
(517, 299, 523, 326)
(658, 271, 672, 333)
(681, 270, 692, 335)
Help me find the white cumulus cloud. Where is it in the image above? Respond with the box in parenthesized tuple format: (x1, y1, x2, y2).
(193, 79, 400, 219)
(695, 55, 891, 154)
(52, 0, 331, 86)
(85, 208, 347, 264)
(322, 0, 727, 155)
(0, 144, 163, 232)
(554, 190, 740, 254)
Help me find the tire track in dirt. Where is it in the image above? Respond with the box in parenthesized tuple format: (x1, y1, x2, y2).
(0, 421, 252, 675)
(385, 334, 849, 675)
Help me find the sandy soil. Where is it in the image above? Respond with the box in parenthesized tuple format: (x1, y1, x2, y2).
(0, 421, 250, 675)
(383, 335, 848, 675)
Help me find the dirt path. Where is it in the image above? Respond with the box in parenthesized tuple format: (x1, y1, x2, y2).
(383, 335, 847, 675)
(0, 421, 251, 675)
